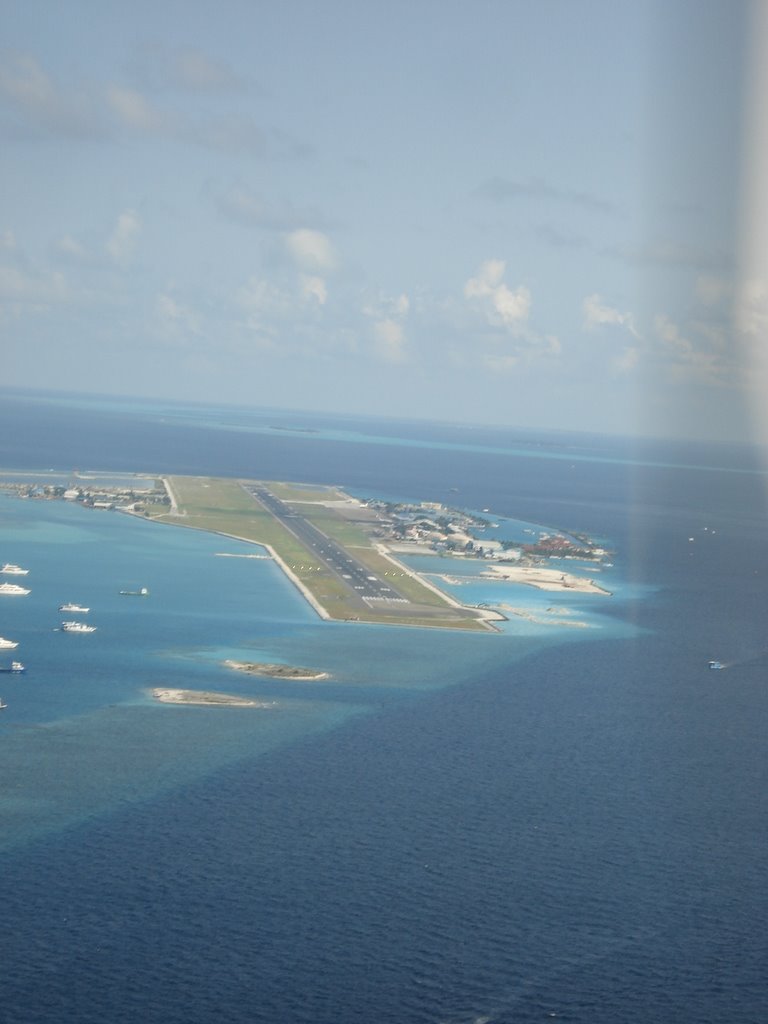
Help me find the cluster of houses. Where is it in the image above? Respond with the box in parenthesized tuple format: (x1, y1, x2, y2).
(366, 499, 517, 560)
(9, 481, 170, 515)
(365, 498, 608, 564)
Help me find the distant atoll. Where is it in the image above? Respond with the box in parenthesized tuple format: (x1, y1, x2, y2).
(224, 660, 329, 680)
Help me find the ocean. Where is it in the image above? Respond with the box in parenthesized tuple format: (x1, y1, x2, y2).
(0, 389, 767, 1023)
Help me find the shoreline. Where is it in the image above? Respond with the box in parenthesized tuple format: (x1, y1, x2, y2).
(498, 605, 593, 628)
(479, 564, 612, 595)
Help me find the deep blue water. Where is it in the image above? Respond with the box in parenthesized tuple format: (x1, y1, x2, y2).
(1, 390, 767, 1023)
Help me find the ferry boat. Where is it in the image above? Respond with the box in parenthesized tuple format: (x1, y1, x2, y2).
(1, 564, 29, 575)
(0, 582, 31, 596)
(61, 621, 97, 633)
(0, 661, 25, 674)
(0, 637, 19, 649)
(59, 603, 90, 613)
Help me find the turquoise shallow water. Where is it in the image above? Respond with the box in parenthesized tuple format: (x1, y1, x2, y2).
(0, 490, 628, 851)
(0, 494, 366, 846)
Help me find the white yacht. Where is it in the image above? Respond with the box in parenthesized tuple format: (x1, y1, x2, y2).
(61, 621, 97, 633)
(59, 603, 90, 613)
(1, 564, 29, 575)
(0, 582, 31, 596)
(0, 637, 19, 649)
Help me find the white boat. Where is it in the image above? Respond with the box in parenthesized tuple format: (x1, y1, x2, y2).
(0, 698, 7, 710)
(0, 661, 24, 674)
(1, 564, 29, 575)
(0, 582, 30, 596)
(59, 603, 90, 613)
(0, 637, 19, 649)
(119, 586, 149, 596)
(61, 621, 97, 633)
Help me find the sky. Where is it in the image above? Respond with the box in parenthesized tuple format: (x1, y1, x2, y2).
(1, 0, 761, 442)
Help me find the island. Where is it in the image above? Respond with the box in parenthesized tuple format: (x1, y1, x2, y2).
(224, 660, 329, 680)
(3, 472, 615, 632)
(151, 688, 276, 707)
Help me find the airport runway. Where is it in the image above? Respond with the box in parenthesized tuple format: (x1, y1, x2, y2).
(247, 485, 409, 604)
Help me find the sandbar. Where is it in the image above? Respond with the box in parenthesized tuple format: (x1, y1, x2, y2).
(481, 565, 611, 595)
(152, 688, 276, 707)
(224, 660, 329, 680)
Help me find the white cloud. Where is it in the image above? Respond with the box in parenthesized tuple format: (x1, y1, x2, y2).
(0, 265, 65, 301)
(108, 83, 273, 155)
(128, 44, 247, 94)
(462, 261, 561, 373)
(464, 260, 531, 330)
(465, 258, 505, 295)
(0, 53, 305, 157)
(734, 278, 768, 338)
(373, 319, 407, 363)
(362, 291, 410, 362)
(362, 292, 411, 321)
(0, 53, 104, 138)
(481, 332, 560, 373)
(394, 293, 410, 316)
(55, 235, 88, 261)
(285, 229, 337, 273)
(583, 293, 638, 337)
(0, 264, 69, 320)
(283, 230, 337, 307)
(300, 274, 327, 305)
(493, 282, 531, 326)
(107, 86, 166, 133)
(654, 313, 693, 355)
(156, 293, 200, 339)
(234, 275, 293, 339)
(614, 346, 640, 373)
(0, 54, 51, 109)
(0, 232, 69, 314)
(653, 313, 723, 383)
(237, 276, 287, 315)
(106, 210, 141, 265)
